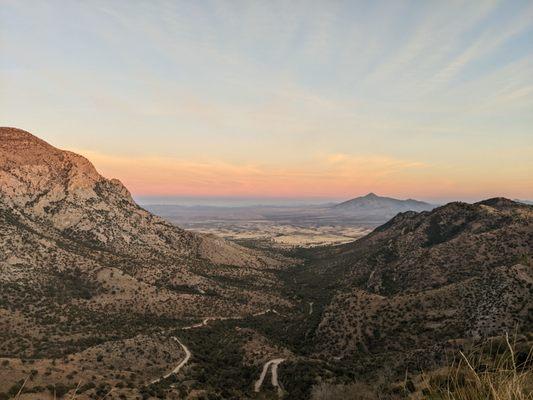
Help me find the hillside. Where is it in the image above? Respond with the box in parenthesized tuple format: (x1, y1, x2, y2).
(325, 198, 532, 294)
(0, 128, 293, 397)
(0, 127, 284, 268)
(311, 198, 532, 376)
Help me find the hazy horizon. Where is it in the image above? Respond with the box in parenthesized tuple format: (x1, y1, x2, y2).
(135, 195, 342, 207)
(134, 194, 532, 208)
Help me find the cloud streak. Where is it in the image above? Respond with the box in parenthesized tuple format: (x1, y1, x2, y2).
(1, 1, 532, 200)
(78, 149, 432, 197)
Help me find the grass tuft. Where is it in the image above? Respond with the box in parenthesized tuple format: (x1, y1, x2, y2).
(423, 333, 533, 400)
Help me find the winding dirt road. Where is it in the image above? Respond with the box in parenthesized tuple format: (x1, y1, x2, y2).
(182, 309, 278, 330)
(254, 358, 285, 397)
(182, 316, 230, 330)
(151, 336, 191, 384)
(153, 309, 279, 384)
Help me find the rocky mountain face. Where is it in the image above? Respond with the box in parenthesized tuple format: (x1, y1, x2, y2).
(0, 127, 282, 267)
(332, 192, 434, 221)
(323, 198, 532, 294)
(0, 128, 292, 385)
(313, 198, 532, 370)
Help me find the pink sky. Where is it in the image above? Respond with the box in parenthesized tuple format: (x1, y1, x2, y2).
(79, 149, 533, 202)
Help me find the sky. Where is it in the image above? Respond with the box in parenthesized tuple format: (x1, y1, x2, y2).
(1, 0, 532, 203)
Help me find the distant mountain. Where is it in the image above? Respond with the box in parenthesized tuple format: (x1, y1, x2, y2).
(332, 192, 434, 219)
(515, 198, 533, 205)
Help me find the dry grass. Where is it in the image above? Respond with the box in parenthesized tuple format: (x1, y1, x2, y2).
(424, 334, 533, 400)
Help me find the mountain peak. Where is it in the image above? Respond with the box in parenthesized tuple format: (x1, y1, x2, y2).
(0, 126, 53, 150)
(0, 126, 110, 208)
(477, 197, 521, 209)
(0, 127, 281, 268)
(1, 126, 41, 138)
(333, 193, 434, 217)
(0, 126, 99, 174)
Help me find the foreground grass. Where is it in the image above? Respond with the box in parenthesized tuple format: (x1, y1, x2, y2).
(423, 334, 532, 400)
(310, 334, 532, 400)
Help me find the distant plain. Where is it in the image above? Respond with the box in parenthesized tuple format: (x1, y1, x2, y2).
(143, 203, 377, 248)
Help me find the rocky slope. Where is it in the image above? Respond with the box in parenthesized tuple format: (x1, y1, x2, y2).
(324, 197, 532, 294)
(313, 198, 532, 371)
(0, 127, 283, 268)
(0, 127, 293, 396)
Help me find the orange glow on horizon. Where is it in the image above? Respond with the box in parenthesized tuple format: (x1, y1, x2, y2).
(76, 149, 533, 201)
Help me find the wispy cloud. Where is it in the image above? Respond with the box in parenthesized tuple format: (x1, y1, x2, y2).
(78, 149, 432, 197)
(1, 1, 532, 200)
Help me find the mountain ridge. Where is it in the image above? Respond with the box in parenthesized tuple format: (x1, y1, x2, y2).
(310, 197, 532, 369)
(0, 127, 286, 268)
(332, 193, 435, 220)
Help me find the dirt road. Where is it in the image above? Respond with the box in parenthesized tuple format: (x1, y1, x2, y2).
(151, 336, 191, 384)
(254, 358, 285, 397)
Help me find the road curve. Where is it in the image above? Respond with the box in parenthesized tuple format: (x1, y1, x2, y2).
(254, 358, 285, 396)
(151, 336, 191, 384)
(182, 309, 278, 330)
(153, 309, 279, 385)
(270, 360, 284, 397)
(182, 316, 228, 330)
